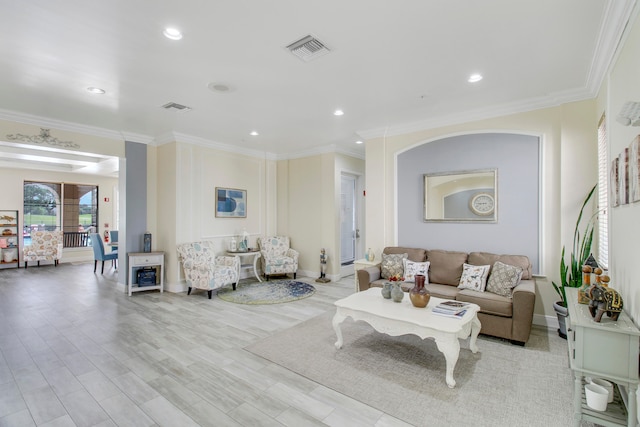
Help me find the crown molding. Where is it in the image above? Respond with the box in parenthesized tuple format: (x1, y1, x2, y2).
(277, 143, 364, 161)
(0, 108, 124, 141)
(171, 132, 279, 160)
(585, 0, 637, 95)
(357, 86, 594, 140)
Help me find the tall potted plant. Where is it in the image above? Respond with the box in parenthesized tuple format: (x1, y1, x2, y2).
(552, 184, 597, 339)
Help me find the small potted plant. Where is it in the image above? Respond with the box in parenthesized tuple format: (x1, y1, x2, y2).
(552, 184, 597, 338)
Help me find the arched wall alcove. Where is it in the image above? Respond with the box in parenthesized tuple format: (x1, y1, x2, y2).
(396, 132, 541, 273)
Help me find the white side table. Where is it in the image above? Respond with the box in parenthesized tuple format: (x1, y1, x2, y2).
(128, 252, 164, 296)
(354, 258, 380, 291)
(227, 250, 262, 282)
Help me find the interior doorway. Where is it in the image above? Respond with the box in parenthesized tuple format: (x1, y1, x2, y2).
(340, 174, 357, 266)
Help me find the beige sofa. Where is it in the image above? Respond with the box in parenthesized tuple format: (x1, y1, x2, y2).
(357, 247, 536, 345)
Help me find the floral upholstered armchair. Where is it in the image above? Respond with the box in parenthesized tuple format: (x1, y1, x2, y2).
(176, 241, 240, 299)
(257, 236, 299, 281)
(24, 230, 63, 268)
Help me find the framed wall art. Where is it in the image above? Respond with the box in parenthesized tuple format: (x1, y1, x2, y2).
(215, 187, 247, 218)
(629, 136, 640, 203)
(619, 147, 629, 205)
(611, 157, 619, 208)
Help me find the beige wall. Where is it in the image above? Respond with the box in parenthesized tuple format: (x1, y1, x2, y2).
(364, 100, 597, 325)
(276, 153, 365, 279)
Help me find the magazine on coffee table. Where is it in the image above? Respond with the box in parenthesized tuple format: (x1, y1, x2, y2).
(432, 300, 470, 316)
(432, 308, 468, 319)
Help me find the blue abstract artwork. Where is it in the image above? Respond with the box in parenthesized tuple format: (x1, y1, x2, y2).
(215, 188, 246, 217)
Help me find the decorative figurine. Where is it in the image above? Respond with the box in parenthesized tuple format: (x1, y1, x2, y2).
(316, 248, 330, 283)
(587, 282, 624, 322)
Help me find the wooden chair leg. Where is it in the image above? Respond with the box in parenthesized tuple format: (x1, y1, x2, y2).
(293, 272, 296, 279)
(94, 260, 98, 272)
(265, 275, 269, 281)
(232, 282, 237, 290)
(187, 287, 192, 295)
(101, 261, 105, 274)
(207, 290, 212, 299)
(25, 262, 28, 269)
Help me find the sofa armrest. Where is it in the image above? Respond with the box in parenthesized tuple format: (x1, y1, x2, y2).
(357, 266, 381, 291)
(511, 279, 536, 343)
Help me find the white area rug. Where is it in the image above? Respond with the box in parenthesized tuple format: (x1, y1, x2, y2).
(246, 311, 577, 427)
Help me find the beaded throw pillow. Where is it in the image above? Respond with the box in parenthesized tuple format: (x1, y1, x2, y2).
(485, 261, 523, 298)
(380, 253, 408, 279)
(403, 259, 430, 283)
(457, 263, 490, 292)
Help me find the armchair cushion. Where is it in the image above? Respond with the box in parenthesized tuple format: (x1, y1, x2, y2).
(257, 236, 298, 277)
(24, 230, 63, 264)
(176, 242, 239, 293)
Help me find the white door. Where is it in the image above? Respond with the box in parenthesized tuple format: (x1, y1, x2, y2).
(340, 174, 356, 265)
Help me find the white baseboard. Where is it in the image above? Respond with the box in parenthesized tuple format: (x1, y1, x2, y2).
(533, 313, 558, 330)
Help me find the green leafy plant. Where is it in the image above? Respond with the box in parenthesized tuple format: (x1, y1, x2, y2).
(552, 184, 597, 306)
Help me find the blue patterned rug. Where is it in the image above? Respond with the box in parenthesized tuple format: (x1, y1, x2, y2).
(217, 279, 316, 305)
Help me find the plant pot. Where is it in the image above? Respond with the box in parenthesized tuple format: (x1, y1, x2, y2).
(553, 301, 569, 339)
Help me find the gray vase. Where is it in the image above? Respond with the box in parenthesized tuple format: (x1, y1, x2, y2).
(381, 282, 392, 299)
(391, 283, 404, 302)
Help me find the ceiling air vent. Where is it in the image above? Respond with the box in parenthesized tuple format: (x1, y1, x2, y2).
(161, 102, 192, 112)
(286, 35, 330, 62)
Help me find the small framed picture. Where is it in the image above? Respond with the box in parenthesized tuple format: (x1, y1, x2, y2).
(629, 136, 640, 203)
(215, 187, 247, 218)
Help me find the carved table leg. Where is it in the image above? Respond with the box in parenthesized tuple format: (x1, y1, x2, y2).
(469, 315, 481, 353)
(435, 337, 461, 388)
(333, 311, 346, 349)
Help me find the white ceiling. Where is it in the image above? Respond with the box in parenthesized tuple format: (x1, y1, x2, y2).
(0, 0, 635, 175)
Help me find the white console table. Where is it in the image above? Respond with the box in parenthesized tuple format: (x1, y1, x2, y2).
(566, 288, 639, 426)
(128, 252, 164, 296)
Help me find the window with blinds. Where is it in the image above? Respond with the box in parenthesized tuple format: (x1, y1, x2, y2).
(597, 114, 608, 269)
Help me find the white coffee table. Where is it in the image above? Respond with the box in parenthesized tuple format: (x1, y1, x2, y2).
(333, 287, 481, 388)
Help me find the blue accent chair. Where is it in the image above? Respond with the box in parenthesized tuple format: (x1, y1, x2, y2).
(90, 233, 117, 274)
(109, 230, 118, 253)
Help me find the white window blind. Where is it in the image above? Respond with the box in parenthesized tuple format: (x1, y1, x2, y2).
(597, 114, 609, 269)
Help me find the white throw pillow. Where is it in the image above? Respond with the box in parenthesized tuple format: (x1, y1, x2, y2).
(458, 263, 490, 292)
(403, 259, 430, 283)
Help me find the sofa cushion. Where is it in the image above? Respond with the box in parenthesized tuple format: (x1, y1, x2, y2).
(468, 252, 532, 280)
(380, 253, 407, 279)
(456, 289, 513, 317)
(403, 259, 430, 283)
(426, 250, 468, 286)
(486, 261, 523, 297)
(457, 263, 490, 292)
(383, 247, 427, 262)
(424, 283, 460, 299)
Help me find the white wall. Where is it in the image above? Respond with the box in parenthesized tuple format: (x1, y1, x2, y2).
(0, 167, 118, 265)
(160, 140, 277, 291)
(602, 8, 640, 325)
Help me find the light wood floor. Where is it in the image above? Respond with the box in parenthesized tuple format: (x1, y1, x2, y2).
(0, 262, 414, 427)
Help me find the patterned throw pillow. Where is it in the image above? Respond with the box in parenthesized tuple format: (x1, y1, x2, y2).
(485, 261, 523, 298)
(403, 259, 430, 283)
(458, 263, 490, 291)
(380, 253, 408, 279)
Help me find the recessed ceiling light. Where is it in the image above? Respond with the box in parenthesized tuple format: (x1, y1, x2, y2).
(207, 82, 232, 93)
(163, 27, 183, 40)
(86, 87, 105, 94)
(334, 109, 344, 116)
(250, 131, 259, 136)
(468, 73, 483, 83)
(355, 140, 363, 144)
